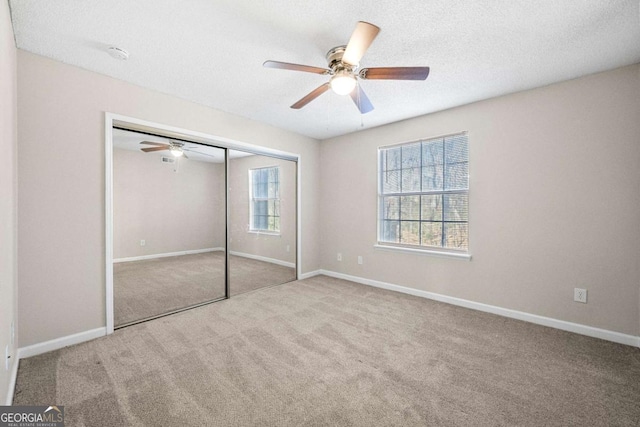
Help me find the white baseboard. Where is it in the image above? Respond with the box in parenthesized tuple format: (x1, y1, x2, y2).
(5, 353, 19, 405)
(230, 251, 295, 269)
(17, 327, 107, 360)
(319, 270, 640, 348)
(113, 247, 223, 263)
(299, 270, 321, 280)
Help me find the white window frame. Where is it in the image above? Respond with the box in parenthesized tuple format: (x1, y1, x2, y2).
(376, 132, 470, 259)
(249, 166, 280, 234)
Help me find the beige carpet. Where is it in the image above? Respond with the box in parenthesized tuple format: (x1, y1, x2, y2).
(114, 251, 296, 326)
(14, 275, 640, 426)
(228, 254, 297, 297)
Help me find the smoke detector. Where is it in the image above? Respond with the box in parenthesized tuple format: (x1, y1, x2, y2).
(107, 47, 129, 60)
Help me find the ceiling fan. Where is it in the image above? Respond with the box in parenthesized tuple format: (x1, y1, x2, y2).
(139, 141, 189, 158)
(263, 21, 430, 114)
(139, 141, 221, 160)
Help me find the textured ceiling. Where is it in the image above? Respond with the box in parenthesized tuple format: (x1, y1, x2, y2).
(9, 0, 640, 140)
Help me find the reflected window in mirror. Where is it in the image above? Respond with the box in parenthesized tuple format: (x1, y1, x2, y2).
(249, 166, 280, 233)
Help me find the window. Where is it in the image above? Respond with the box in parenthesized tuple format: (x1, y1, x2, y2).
(378, 133, 469, 251)
(250, 166, 280, 232)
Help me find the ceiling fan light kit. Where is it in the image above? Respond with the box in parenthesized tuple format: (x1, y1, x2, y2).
(263, 21, 430, 114)
(330, 70, 356, 95)
(170, 147, 184, 157)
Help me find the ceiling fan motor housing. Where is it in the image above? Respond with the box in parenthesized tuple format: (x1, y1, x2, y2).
(326, 46, 357, 74)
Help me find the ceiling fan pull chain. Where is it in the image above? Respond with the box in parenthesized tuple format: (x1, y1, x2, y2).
(358, 83, 364, 128)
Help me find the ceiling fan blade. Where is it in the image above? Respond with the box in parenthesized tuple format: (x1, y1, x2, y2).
(359, 67, 430, 80)
(139, 141, 167, 147)
(263, 60, 329, 75)
(350, 84, 374, 114)
(290, 83, 330, 109)
(140, 146, 168, 152)
(342, 21, 380, 66)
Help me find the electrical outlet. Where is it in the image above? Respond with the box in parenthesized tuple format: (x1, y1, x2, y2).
(337, 253, 342, 262)
(140, 240, 146, 246)
(574, 288, 587, 303)
(286, 245, 290, 252)
(357, 256, 363, 265)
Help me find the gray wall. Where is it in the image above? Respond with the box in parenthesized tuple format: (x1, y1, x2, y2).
(17, 50, 320, 347)
(320, 64, 640, 337)
(113, 148, 225, 259)
(0, 0, 18, 404)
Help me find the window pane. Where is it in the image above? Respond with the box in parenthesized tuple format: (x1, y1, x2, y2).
(381, 220, 400, 243)
(445, 135, 468, 164)
(268, 181, 278, 198)
(273, 217, 280, 231)
(268, 200, 277, 216)
(422, 164, 443, 191)
(444, 194, 468, 221)
(255, 200, 267, 215)
(401, 143, 421, 168)
(383, 196, 400, 220)
(268, 167, 279, 183)
(401, 167, 421, 192)
(253, 169, 268, 197)
(400, 221, 420, 245)
(445, 222, 468, 250)
(253, 170, 262, 198)
(255, 215, 268, 230)
(251, 170, 260, 197)
(422, 139, 443, 166)
(382, 148, 401, 172)
(444, 162, 468, 190)
(400, 196, 420, 220)
(421, 222, 443, 247)
(421, 195, 442, 221)
(444, 135, 468, 190)
(383, 170, 400, 193)
(273, 200, 280, 217)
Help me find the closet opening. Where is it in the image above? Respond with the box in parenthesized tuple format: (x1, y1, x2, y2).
(105, 114, 300, 332)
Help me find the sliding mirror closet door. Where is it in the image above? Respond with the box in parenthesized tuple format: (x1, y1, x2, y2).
(228, 151, 297, 295)
(112, 129, 227, 327)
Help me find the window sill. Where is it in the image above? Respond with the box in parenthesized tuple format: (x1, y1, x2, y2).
(373, 244, 471, 260)
(248, 230, 281, 236)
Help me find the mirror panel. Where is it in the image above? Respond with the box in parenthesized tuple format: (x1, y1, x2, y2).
(228, 151, 297, 295)
(112, 128, 226, 327)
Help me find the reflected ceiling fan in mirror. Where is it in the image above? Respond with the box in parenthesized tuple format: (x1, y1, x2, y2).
(139, 140, 222, 161)
(139, 141, 188, 158)
(263, 21, 430, 114)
